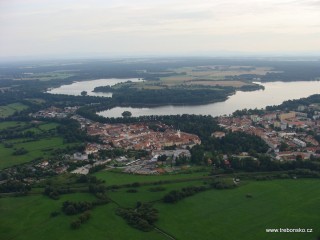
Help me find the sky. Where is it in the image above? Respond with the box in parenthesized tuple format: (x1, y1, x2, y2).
(1, 0, 320, 58)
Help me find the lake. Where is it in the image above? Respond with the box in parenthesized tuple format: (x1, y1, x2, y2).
(47, 79, 320, 117)
(47, 78, 142, 97)
(97, 81, 320, 117)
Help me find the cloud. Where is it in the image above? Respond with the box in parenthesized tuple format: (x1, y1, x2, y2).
(0, 0, 320, 57)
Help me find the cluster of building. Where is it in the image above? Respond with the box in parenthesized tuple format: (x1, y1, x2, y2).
(24, 108, 201, 175)
(217, 105, 320, 161)
(30, 106, 79, 119)
(85, 122, 201, 151)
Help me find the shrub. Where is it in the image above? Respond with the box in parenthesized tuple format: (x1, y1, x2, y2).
(127, 189, 138, 193)
(148, 186, 166, 192)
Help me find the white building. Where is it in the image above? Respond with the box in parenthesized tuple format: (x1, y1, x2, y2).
(292, 138, 307, 148)
(73, 152, 88, 161)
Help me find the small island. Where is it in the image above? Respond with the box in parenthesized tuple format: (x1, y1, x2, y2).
(122, 111, 132, 117)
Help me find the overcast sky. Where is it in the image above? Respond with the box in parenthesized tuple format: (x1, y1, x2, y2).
(1, 0, 320, 58)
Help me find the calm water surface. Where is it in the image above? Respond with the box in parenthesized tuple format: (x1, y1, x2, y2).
(47, 78, 142, 97)
(97, 81, 320, 117)
(47, 79, 320, 117)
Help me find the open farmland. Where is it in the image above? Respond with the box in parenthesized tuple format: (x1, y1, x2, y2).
(0, 121, 73, 169)
(186, 80, 249, 87)
(0, 136, 65, 169)
(159, 65, 277, 87)
(0, 176, 319, 240)
(13, 72, 74, 81)
(94, 169, 210, 186)
(0, 193, 166, 240)
(155, 179, 320, 240)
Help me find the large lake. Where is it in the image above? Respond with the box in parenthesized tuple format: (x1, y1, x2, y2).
(47, 79, 320, 117)
(47, 78, 142, 97)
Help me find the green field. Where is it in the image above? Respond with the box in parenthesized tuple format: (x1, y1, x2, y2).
(159, 66, 275, 87)
(0, 137, 65, 169)
(108, 180, 207, 208)
(0, 193, 166, 240)
(13, 72, 74, 81)
(0, 103, 29, 118)
(0, 121, 27, 130)
(155, 179, 320, 240)
(0, 121, 67, 169)
(94, 170, 210, 185)
(38, 123, 59, 131)
(0, 178, 319, 240)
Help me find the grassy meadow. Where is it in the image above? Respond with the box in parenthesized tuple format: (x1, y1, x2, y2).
(0, 137, 65, 169)
(94, 169, 210, 185)
(0, 176, 319, 240)
(155, 179, 320, 240)
(0, 193, 166, 240)
(0, 103, 29, 118)
(0, 121, 70, 169)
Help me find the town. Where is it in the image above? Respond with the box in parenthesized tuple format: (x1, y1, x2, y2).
(26, 102, 320, 178)
(28, 107, 201, 175)
(217, 104, 320, 161)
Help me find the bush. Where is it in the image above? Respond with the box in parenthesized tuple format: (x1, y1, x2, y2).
(50, 211, 60, 217)
(70, 220, 81, 229)
(163, 186, 207, 203)
(62, 201, 92, 215)
(127, 189, 138, 193)
(210, 180, 236, 190)
(12, 148, 28, 155)
(148, 186, 166, 192)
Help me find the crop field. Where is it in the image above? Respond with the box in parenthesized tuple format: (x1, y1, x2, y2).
(187, 80, 250, 87)
(159, 66, 276, 87)
(0, 103, 29, 118)
(13, 72, 74, 81)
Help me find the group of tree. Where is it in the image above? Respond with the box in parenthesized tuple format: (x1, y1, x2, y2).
(70, 211, 91, 229)
(44, 185, 72, 200)
(0, 180, 31, 193)
(266, 94, 320, 111)
(56, 119, 100, 143)
(12, 147, 28, 155)
(111, 87, 234, 106)
(62, 201, 93, 215)
(163, 186, 207, 203)
(190, 131, 268, 165)
(116, 202, 158, 232)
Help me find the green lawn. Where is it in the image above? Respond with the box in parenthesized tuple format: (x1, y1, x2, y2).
(0, 103, 28, 118)
(155, 179, 320, 240)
